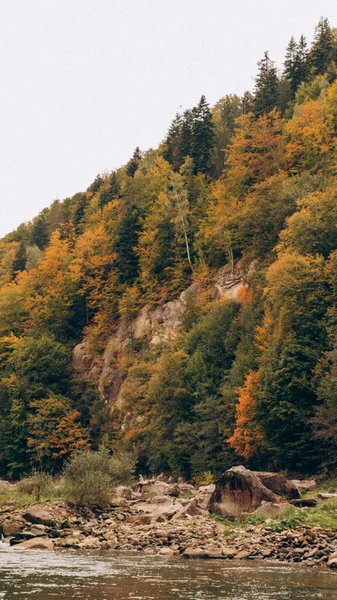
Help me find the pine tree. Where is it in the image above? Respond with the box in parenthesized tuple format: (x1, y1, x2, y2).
(88, 174, 104, 194)
(163, 113, 183, 171)
(126, 147, 142, 178)
(98, 172, 121, 208)
(180, 109, 194, 161)
(284, 37, 299, 96)
(31, 213, 50, 250)
(309, 17, 336, 76)
(191, 95, 214, 174)
(11, 241, 26, 279)
(253, 52, 280, 117)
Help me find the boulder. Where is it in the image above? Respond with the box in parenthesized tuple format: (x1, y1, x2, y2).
(139, 481, 180, 499)
(183, 547, 208, 559)
(210, 466, 278, 517)
(23, 505, 56, 527)
(116, 486, 132, 500)
(289, 479, 316, 494)
(253, 472, 300, 499)
(0, 517, 26, 537)
(234, 550, 250, 559)
(195, 485, 215, 511)
(248, 501, 290, 518)
(0, 479, 14, 490)
(172, 484, 215, 520)
(15, 538, 54, 551)
(290, 498, 318, 507)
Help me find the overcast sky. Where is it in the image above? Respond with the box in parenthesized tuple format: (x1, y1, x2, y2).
(0, 0, 336, 237)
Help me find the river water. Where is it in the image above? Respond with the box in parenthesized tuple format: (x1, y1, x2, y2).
(0, 542, 336, 600)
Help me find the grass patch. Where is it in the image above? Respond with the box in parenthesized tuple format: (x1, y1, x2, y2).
(0, 478, 65, 510)
(307, 497, 337, 529)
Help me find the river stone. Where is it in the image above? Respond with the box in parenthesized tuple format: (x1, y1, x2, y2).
(23, 505, 56, 527)
(222, 547, 236, 558)
(15, 538, 54, 550)
(210, 466, 278, 517)
(234, 550, 250, 559)
(183, 547, 208, 559)
(158, 547, 175, 556)
(1, 518, 26, 537)
(328, 558, 337, 569)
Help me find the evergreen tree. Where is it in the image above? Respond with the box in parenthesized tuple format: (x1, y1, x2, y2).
(309, 17, 336, 76)
(31, 213, 50, 250)
(180, 109, 194, 161)
(11, 241, 26, 279)
(114, 203, 140, 285)
(283, 36, 309, 96)
(126, 147, 142, 177)
(88, 174, 104, 194)
(253, 52, 280, 117)
(163, 112, 183, 171)
(191, 95, 214, 174)
(98, 172, 121, 208)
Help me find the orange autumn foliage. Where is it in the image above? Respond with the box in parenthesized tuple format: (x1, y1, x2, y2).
(228, 371, 264, 460)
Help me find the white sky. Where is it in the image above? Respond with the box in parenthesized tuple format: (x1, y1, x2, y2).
(0, 0, 336, 237)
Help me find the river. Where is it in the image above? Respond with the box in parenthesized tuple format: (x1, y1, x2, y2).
(0, 542, 336, 599)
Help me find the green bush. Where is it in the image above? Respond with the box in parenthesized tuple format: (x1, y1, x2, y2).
(63, 448, 135, 507)
(17, 472, 52, 497)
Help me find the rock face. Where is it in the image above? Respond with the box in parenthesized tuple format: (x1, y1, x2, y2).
(72, 264, 246, 409)
(210, 466, 278, 517)
(253, 472, 300, 500)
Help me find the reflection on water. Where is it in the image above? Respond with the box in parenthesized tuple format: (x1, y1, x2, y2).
(0, 542, 336, 600)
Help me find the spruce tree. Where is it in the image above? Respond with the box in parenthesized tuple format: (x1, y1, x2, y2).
(163, 112, 183, 171)
(253, 52, 280, 117)
(11, 241, 27, 279)
(126, 147, 142, 178)
(191, 95, 214, 174)
(98, 172, 121, 208)
(309, 17, 336, 76)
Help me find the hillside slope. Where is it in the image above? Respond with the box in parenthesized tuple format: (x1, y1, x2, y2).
(1, 18, 337, 479)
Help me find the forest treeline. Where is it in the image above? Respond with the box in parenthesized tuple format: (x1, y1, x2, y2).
(1, 17, 337, 479)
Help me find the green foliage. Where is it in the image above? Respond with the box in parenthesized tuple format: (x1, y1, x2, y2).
(63, 448, 135, 507)
(253, 52, 280, 117)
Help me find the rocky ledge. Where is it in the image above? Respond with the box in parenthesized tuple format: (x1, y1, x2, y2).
(1, 468, 337, 570)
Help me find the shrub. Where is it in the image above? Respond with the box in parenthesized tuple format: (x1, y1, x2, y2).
(193, 471, 214, 486)
(63, 448, 135, 507)
(17, 472, 52, 498)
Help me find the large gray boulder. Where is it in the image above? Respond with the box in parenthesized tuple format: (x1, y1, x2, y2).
(210, 466, 278, 517)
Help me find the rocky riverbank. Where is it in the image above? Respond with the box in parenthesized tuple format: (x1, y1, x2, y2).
(1, 468, 337, 570)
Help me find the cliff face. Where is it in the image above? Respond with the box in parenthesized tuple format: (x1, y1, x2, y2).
(73, 264, 246, 409)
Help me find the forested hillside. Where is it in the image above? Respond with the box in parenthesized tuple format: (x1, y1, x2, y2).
(1, 17, 337, 480)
